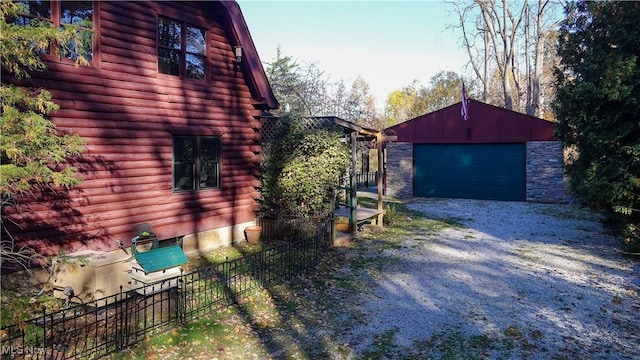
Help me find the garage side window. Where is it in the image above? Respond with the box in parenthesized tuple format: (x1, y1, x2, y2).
(173, 135, 220, 192)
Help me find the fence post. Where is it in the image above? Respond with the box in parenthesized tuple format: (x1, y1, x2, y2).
(178, 269, 185, 324)
(116, 286, 122, 352)
(0, 217, 339, 360)
(260, 248, 266, 286)
(41, 306, 49, 359)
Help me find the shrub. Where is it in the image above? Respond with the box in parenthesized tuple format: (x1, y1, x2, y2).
(261, 113, 350, 221)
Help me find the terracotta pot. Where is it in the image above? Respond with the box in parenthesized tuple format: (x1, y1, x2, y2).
(335, 222, 350, 232)
(244, 225, 262, 244)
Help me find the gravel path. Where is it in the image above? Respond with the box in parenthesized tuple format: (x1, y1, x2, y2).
(349, 199, 640, 359)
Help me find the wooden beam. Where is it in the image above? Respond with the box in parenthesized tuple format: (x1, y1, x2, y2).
(377, 132, 384, 227)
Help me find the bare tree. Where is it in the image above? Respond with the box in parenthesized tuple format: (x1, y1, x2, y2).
(449, 0, 562, 117)
(265, 49, 382, 125)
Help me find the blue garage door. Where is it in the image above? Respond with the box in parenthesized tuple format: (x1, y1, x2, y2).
(414, 144, 525, 201)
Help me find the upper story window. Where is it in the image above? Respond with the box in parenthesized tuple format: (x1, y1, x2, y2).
(16, 1, 94, 62)
(158, 17, 206, 80)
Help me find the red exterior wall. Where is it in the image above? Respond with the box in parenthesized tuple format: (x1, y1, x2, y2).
(2, 1, 276, 260)
(385, 100, 556, 143)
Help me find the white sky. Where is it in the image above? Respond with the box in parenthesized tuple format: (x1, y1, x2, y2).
(237, 0, 470, 109)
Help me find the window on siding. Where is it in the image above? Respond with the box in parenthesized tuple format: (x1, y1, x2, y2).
(16, 1, 93, 62)
(173, 136, 220, 192)
(60, 1, 93, 61)
(159, 17, 206, 80)
(17, 0, 51, 21)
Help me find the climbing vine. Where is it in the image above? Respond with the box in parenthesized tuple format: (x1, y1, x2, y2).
(261, 112, 350, 220)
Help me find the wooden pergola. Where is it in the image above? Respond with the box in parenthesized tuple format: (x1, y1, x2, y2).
(260, 115, 394, 232)
(329, 118, 391, 232)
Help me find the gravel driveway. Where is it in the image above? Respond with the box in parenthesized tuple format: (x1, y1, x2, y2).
(348, 198, 640, 359)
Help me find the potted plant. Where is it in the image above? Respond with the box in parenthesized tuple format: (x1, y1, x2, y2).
(335, 217, 350, 232)
(244, 225, 262, 245)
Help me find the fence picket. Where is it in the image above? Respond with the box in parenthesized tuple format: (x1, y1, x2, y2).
(1, 219, 331, 359)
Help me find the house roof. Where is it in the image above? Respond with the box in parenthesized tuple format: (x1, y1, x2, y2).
(384, 99, 557, 143)
(217, 1, 279, 110)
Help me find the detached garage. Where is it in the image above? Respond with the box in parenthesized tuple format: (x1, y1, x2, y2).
(384, 100, 566, 202)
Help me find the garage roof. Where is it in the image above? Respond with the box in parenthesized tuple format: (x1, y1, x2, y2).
(384, 100, 557, 143)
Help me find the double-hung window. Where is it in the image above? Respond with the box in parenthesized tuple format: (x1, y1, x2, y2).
(16, 0, 94, 62)
(173, 136, 220, 192)
(158, 16, 206, 80)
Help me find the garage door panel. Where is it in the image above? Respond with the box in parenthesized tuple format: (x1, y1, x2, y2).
(414, 144, 525, 201)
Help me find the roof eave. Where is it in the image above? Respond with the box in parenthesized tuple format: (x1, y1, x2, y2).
(219, 1, 279, 110)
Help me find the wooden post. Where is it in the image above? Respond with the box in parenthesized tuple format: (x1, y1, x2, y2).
(376, 132, 384, 227)
(350, 131, 358, 232)
(330, 196, 336, 246)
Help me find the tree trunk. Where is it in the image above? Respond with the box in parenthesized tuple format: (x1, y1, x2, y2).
(449, 0, 558, 114)
(532, 0, 547, 118)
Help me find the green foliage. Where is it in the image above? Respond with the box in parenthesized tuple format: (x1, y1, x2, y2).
(265, 47, 327, 117)
(425, 71, 473, 112)
(1, 1, 91, 80)
(344, 76, 380, 129)
(384, 71, 477, 127)
(264, 48, 382, 129)
(383, 202, 401, 226)
(1, 1, 51, 79)
(1, 85, 84, 194)
(265, 48, 304, 114)
(1, 0, 88, 196)
(1, 0, 90, 268)
(0, 289, 61, 332)
(553, 1, 640, 250)
(261, 112, 350, 220)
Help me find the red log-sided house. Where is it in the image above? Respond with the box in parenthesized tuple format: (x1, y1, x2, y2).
(3, 0, 278, 268)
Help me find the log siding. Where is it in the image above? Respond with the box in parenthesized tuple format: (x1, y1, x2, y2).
(3, 1, 276, 260)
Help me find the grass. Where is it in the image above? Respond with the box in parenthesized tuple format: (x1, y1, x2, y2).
(535, 204, 601, 222)
(6, 194, 559, 359)
(109, 242, 365, 359)
(410, 330, 498, 360)
(361, 327, 401, 359)
(104, 197, 639, 359)
(112, 195, 481, 359)
(184, 243, 264, 271)
(358, 198, 465, 241)
(116, 307, 272, 360)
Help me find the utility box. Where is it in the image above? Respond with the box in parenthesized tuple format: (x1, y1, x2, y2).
(128, 264, 182, 296)
(51, 250, 133, 306)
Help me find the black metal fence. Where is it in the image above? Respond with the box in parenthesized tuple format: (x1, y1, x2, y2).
(258, 216, 326, 242)
(1, 220, 331, 360)
(356, 171, 377, 189)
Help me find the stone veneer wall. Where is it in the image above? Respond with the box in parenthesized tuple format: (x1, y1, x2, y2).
(526, 141, 566, 203)
(385, 142, 414, 198)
